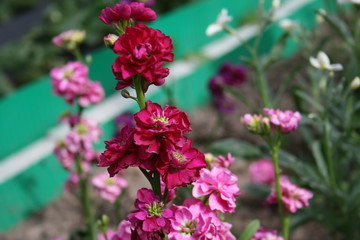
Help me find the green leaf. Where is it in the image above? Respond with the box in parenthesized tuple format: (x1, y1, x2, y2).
(208, 138, 262, 160)
(310, 141, 329, 183)
(294, 89, 324, 112)
(238, 220, 260, 240)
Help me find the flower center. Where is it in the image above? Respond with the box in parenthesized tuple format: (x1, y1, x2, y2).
(146, 202, 164, 217)
(104, 178, 115, 185)
(180, 220, 197, 235)
(173, 152, 187, 163)
(152, 114, 169, 128)
(76, 123, 88, 135)
(134, 43, 152, 59)
(63, 68, 74, 80)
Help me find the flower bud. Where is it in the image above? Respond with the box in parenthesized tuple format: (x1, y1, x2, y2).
(350, 76, 360, 90)
(52, 30, 86, 50)
(241, 114, 270, 135)
(272, 0, 280, 10)
(103, 34, 119, 49)
(204, 153, 215, 166)
(121, 89, 131, 98)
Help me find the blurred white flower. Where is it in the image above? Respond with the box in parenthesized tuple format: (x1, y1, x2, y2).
(279, 19, 297, 31)
(272, 0, 281, 9)
(350, 76, 360, 90)
(309, 51, 343, 71)
(206, 8, 233, 36)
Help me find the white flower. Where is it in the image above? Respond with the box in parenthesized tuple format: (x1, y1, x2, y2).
(206, 9, 233, 36)
(350, 76, 360, 89)
(309, 51, 343, 71)
(272, 0, 281, 9)
(279, 19, 297, 31)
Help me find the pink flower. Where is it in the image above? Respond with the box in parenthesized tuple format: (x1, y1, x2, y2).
(250, 227, 284, 240)
(92, 172, 128, 203)
(98, 125, 156, 177)
(64, 172, 80, 193)
(99, 4, 132, 25)
(266, 177, 313, 213)
(263, 108, 301, 133)
(78, 81, 104, 107)
(112, 24, 174, 89)
(52, 30, 85, 48)
(50, 61, 89, 104)
(214, 153, 235, 168)
(112, 220, 132, 240)
(128, 188, 173, 233)
(249, 158, 275, 186)
(134, 101, 191, 154)
(193, 166, 240, 213)
(241, 114, 270, 135)
(99, 2, 156, 25)
(168, 198, 235, 240)
(98, 230, 116, 240)
(157, 139, 207, 189)
(54, 140, 74, 170)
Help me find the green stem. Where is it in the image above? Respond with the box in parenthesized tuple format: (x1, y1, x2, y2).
(323, 120, 336, 190)
(75, 155, 97, 240)
(271, 143, 290, 240)
(134, 75, 146, 109)
(255, 66, 271, 108)
(73, 47, 84, 63)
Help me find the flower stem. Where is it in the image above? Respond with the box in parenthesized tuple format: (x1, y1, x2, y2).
(271, 142, 289, 240)
(134, 75, 146, 110)
(75, 155, 97, 240)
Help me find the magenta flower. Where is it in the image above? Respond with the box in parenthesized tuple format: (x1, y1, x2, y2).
(114, 112, 135, 137)
(168, 198, 235, 240)
(78, 81, 104, 107)
(134, 101, 191, 154)
(99, 4, 132, 25)
(98, 230, 116, 240)
(129, 2, 157, 22)
(263, 108, 301, 133)
(249, 158, 275, 186)
(267, 177, 313, 213)
(98, 125, 156, 177)
(112, 24, 173, 89)
(193, 166, 240, 213)
(92, 172, 128, 203)
(157, 139, 207, 189)
(50, 61, 89, 104)
(112, 220, 132, 240)
(250, 227, 284, 240)
(128, 188, 173, 234)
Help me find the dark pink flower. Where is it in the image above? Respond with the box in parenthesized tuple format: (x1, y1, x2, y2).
(129, 2, 157, 22)
(250, 227, 283, 240)
(134, 101, 191, 154)
(98, 230, 116, 240)
(214, 153, 235, 168)
(98, 125, 156, 176)
(112, 220, 132, 240)
(128, 188, 172, 234)
(249, 158, 275, 186)
(112, 24, 173, 89)
(266, 177, 313, 213)
(193, 166, 240, 213)
(263, 108, 301, 133)
(157, 139, 207, 189)
(99, 4, 132, 25)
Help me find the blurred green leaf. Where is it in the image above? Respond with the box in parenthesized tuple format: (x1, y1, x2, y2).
(238, 220, 260, 240)
(245, 183, 270, 199)
(310, 141, 329, 183)
(294, 89, 324, 112)
(208, 138, 262, 160)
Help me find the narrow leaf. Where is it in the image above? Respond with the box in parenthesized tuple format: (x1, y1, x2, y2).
(238, 220, 260, 240)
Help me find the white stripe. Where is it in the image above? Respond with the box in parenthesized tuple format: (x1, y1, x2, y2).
(0, 0, 313, 184)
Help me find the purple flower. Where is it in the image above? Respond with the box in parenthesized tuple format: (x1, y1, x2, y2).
(219, 62, 247, 86)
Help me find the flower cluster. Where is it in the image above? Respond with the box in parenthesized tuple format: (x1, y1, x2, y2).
(50, 61, 104, 106)
(209, 62, 247, 113)
(249, 158, 275, 186)
(266, 177, 313, 213)
(193, 166, 240, 213)
(99, 101, 207, 189)
(205, 152, 235, 168)
(52, 30, 85, 49)
(242, 108, 301, 135)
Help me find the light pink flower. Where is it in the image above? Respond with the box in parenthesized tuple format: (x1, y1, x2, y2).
(250, 227, 284, 240)
(249, 158, 275, 186)
(168, 198, 235, 240)
(267, 177, 313, 213)
(193, 166, 240, 213)
(54, 140, 74, 170)
(263, 108, 301, 133)
(64, 172, 80, 193)
(92, 172, 128, 203)
(78, 81, 104, 107)
(52, 30, 85, 48)
(50, 61, 89, 104)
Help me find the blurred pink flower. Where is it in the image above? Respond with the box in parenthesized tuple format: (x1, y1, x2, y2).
(52, 30, 85, 48)
(112, 220, 132, 240)
(249, 158, 275, 186)
(250, 227, 283, 240)
(92, 172, 128, 203)
(267, 177, 313, 213)
(193, 166, 240, 213)
(263, 108, 301, 133)
(64, 172, 80, 193)
(215, 153, 235, 168)
(78, 81, 104, 107)
(98, 229, 116, 240)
